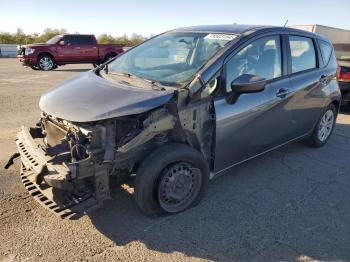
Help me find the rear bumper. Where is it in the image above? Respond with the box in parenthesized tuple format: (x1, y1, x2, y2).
(15, 126, 104, 219)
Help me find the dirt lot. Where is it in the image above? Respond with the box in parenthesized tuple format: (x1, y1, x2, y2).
(1, 58, 350, 262)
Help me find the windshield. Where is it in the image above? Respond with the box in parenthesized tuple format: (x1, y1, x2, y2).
(107, 32, 236, 86)
(334, 44, 350, 61)
(46, 35, 62, 44)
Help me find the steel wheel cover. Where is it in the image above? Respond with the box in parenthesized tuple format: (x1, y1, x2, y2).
(158, 162, 202, 213)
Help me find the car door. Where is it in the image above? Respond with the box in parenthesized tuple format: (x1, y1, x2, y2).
(213, 34, 295, 173)
(75, 35, 98, 62)
(56, 35, 82, 62)
(286, 35, 328, 137)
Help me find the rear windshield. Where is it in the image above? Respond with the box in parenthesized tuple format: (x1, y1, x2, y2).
(333, 44, 350, 61)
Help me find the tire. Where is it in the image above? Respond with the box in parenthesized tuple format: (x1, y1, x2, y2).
(103, 53, 117, 63)
(135, 143, 210, 217)
(29, 65, 39, 70)
(307, 103, 337, 147)
(38, 54, 55, 71)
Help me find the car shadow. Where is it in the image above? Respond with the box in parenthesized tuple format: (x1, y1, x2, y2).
(89, 119, 350, 261)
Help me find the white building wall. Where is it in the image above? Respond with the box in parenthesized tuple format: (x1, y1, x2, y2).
(0, 44, 18, 57)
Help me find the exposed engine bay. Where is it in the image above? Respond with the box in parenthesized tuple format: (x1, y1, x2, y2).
(9, 89, 215, 218)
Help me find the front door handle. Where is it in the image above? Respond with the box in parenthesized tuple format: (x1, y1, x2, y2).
(276, 88, 290, 98)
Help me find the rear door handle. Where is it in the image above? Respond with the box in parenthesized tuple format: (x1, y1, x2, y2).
(319, 74, 328, 85)
(276, 88, 290, 98)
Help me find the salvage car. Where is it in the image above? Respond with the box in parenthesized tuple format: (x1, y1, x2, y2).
(17, 34, 125, 70)
(6, 24, 341, 218)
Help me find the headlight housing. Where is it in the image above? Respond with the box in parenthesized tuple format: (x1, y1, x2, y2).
(25, 48, 35, 55)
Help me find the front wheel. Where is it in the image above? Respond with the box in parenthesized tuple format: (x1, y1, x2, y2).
(135, 143, 210, 217)
(29, 65, 40, 70)
(38, 55, 55, 71)
(307, 103, 337, 147)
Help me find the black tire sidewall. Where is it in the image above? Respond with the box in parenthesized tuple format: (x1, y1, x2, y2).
(309, 104, 337, 147)
(135, 143, 210, 217)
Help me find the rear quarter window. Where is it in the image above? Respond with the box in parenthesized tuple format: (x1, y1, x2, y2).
(289, 36, 316, 73)
(319, 40, 333, 65)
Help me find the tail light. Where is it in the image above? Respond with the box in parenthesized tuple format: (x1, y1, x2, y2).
(337, 64, 350, 82)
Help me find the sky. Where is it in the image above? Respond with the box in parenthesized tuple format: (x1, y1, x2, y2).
(1, 0, 350, 37)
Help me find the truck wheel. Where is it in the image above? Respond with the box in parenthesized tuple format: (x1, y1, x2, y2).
(135, 143, 209, 217)
(38, 55, 55, 71)
(306, 103, 337, 147)
(29, 65, 40, 70)
(103, 53, 117, 63)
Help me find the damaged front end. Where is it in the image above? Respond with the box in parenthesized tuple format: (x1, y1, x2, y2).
(15, 116, 117, 218)
(10, 89, 215, 218)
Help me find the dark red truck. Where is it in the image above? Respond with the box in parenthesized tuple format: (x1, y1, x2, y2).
(17, 34, 125, 70)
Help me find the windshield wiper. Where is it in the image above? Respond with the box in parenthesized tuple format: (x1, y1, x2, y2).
(108, 72, 167, 91)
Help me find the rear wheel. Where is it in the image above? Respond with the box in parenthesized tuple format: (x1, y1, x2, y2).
(307, 104, 337, 147)
(135, 143, 209, 217)
(103, 53, 117, 63)
(38, 54, 55, 71)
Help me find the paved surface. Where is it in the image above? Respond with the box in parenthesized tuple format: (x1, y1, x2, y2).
(0, 58, 350, 262)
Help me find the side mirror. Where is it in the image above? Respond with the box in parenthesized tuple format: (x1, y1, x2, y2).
(231, 74, 266, 93)
(226, 74, 266, 104)
(58, 40, 65, 46)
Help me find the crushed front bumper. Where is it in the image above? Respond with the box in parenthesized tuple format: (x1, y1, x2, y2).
(15, 126, 103, 219)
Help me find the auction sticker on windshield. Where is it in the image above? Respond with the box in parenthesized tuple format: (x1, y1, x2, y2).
(204, 34, 237, 41)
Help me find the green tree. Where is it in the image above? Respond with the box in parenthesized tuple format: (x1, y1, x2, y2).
(0, 28, 147, 46)
(36, 28, 67, 43)
(97, 34, 117, 44)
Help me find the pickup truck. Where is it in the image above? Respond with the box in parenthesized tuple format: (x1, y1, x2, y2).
(17, 34, 125, 70)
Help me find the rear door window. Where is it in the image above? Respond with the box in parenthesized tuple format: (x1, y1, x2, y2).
(75, 36, 94, 45)
(289, 36, 316, 73)
(319, 40, 333, 65)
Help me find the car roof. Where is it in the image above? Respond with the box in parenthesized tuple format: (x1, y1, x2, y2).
(172, 24, 329, 41)
(62, 34, 94, 36)
(173, 24, 266, 34)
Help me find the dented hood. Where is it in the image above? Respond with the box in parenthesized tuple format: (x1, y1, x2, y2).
(39, 71, 174, 122)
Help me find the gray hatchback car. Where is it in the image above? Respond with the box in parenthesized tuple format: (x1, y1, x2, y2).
(7, 24, 341, 218)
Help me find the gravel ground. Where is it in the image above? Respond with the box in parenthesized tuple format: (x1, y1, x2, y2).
(1, 58, 350, 262)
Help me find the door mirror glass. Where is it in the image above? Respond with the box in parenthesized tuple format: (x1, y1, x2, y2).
(58, 40, 65, 46)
